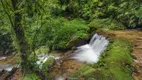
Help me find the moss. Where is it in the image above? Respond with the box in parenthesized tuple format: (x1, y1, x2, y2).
(71, 65, 95, 79)
(93, 39, 133, 80)
(42, 57, 55, 70)
(99, 39, 133, 80)
(71, 39, 133, 80)
(41, 57, 55, 78)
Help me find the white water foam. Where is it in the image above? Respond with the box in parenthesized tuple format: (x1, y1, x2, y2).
(72, 34, 109, 64)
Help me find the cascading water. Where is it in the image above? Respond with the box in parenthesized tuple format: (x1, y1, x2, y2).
(72, 33, 109, 64)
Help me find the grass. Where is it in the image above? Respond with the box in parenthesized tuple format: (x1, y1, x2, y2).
(71, 39, 133, 80)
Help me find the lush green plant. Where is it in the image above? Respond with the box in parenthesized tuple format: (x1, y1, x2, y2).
(71, 65, 95, 79)
(50, 18, 88, 49)
(41, 57, 55, 79)
(135, 5, 142, 27)
(57, 0, 142, 28)
(24, 74, 40, 80)
(28, 55, 40, 72)
(0, 33, 13, 55)
(0, 27, 14, 55)
(89, 18, 125, 30)
(27, 17, 89, 50)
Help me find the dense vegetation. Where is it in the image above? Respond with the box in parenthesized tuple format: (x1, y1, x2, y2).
(1, 0, 142, 52)
(0, 0, 141, 79)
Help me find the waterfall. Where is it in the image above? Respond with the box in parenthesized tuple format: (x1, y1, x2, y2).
(72, 33, 109, 64)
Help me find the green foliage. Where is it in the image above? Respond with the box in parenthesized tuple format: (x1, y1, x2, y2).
(89, 18, 125, 30)
(135, 5, 142, 27)
(28, 55, 40, 72)
(71, 65, 95, 79)
(42, 57, 55, 71)
(0, 5, 15, 55)
(33, 46, 49, 55)
(49, 18, 88, 49)
(57, 0, 142, 28)
(0, 31, 14, 55)
(24, 74, 40, 80)
(27, 17, 89, 50)
(41, 57, 55, 78)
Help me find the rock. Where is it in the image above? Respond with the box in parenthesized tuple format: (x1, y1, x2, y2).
(42, 57, 56, 72)
(67, 38, 89, 49)
(41, 57, 56, 79)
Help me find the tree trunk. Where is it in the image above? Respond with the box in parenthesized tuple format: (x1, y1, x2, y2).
(11, 0, 30, 73)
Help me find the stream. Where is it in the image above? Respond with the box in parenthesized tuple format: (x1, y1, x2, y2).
(0, 33, 109, 80)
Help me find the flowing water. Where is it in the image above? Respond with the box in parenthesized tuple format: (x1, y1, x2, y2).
(72, 34, 109, 63)
(0, 64, 15, 71)
(0, 33, 109, 80)
(0, 54, 60, 71)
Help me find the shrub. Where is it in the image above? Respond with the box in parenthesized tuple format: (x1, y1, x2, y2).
(24, 74, 40, 80)
(29, 17, 89, 50)
(28, 55, 40, 72)
(41, 57, 55, 79)
(89, 18, 125, 30)
(0, 33, 14, 55)
(51, 18, 89, 49)
(71, 65, 96, 79)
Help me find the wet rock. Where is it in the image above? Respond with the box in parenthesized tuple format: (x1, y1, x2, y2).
(0, 57, 7, 60)
(67, 38, 89, 49)
(42, 57, 56, 71)
(41, 57, 56, 79)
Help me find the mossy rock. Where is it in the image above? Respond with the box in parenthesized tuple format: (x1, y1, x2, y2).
(70, 39, 133, 80)
(42, 57, 55, 71)
(93, 39, 133, 80)
(71, 65, 95, 79)
(42, 57, 55, 78)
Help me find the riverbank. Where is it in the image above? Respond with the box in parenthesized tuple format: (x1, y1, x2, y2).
(103, 30, 142, 80)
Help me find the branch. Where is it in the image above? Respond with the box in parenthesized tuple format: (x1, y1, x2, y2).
(5, 0, 14, 12)
(35, 0, 46, 13)
(1, 0, 14, 27)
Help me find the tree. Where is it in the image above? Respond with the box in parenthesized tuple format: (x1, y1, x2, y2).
(12, 0, 30, 73)
(0, 0, 55, 73)
(1, 0, 31, 73)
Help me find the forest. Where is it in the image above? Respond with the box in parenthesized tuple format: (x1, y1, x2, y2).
(0, 0, 142, 80)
